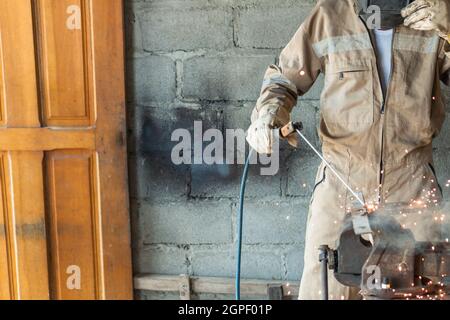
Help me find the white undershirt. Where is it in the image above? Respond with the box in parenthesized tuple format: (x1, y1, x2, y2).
(373, 29, 394, 97)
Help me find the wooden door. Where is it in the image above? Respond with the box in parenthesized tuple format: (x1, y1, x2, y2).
(0, 0, 132, 299)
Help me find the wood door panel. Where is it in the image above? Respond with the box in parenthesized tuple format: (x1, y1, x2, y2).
(0, 0, 40, 127)
(0, 0, 132, 300)
(0, 152, 49, 300)
(10, 152, 49, 299)
(35, 0, 94, 127)
(45, 150, 102, 299)
(0, 51, 5, 127)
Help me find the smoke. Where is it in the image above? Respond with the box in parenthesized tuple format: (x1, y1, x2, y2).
(371, 201, 450, 243)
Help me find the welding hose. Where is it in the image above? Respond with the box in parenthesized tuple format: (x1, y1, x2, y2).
(235, 148, 253, 300)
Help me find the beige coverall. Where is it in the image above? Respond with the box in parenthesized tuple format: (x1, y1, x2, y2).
(251, 0, 450, 299)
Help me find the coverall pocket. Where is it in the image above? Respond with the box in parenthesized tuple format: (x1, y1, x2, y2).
(321, 62, 374, 136)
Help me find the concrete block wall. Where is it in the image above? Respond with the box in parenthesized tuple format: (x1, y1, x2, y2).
(125, 0, 450, 300)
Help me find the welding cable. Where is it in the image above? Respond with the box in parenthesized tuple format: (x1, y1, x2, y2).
(235, 148, 253, 300)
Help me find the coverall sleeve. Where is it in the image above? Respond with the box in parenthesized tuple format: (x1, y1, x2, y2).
(251, 24, 322, 124)
(439, 39, 450, 85)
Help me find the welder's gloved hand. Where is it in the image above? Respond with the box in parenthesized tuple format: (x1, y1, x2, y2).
(246, 106, 299, 154)
(402, 0, 450, 41)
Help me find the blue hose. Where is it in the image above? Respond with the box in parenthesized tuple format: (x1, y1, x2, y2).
(235, 149, 253, 300)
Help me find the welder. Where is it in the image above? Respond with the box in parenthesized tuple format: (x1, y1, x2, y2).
(246, 0, 450, 300)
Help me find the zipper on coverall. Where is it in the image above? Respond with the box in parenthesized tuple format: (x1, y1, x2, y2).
(359, 18, 397, 204)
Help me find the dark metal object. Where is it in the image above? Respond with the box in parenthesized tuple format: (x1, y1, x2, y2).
(319, 245, 329, 300)
(267, 285, 284, 300)
(322, 209, 450, 299)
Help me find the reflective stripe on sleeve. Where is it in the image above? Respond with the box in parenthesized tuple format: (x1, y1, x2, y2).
(261, 74, 298, 94)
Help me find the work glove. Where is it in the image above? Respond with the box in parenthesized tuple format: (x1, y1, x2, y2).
(401, 0, 450, 41)
(246, 105, 299, 154)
